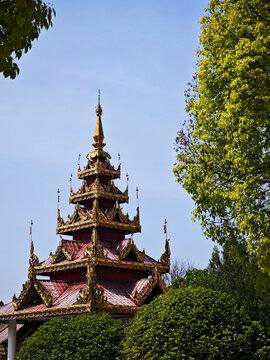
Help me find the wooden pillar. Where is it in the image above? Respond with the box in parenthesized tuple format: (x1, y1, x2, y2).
(7, 319, 16, 360)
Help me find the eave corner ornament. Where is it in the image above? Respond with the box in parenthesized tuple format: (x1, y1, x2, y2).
(12, 241, 53, 310)
(117, 235, 145, 262)
(76, 257, 107, 309)
(130, 266, 168, 306)
(160, 238, 171, 268)
(50, 237, 75, 264)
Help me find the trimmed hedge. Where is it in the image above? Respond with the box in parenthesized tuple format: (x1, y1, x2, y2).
(121, 287, 267, 360)
(15, 313, 124, 360)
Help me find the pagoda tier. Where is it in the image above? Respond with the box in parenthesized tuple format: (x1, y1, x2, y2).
(70, 178, 128, 205)
(36, 232, 170, 278)
(0, 235, 169, 321)
(78, 158, 121, 180)
(0, 99, 170, 358)
(56, 200, 140, 236)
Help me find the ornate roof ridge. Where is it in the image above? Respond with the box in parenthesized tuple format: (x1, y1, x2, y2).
(117, 235, 145, 262)
(35, 258, 168, 275)
(75, 254, 107, 308)
(70, 178, 128, 204)
(129, 266, 168, 306)
(57, 200, 141, 235)
(78, 158, 120, 179)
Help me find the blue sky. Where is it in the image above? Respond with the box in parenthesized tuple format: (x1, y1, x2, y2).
(0, 0, 212, 303)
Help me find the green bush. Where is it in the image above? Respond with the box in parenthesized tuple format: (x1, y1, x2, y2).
(16, 313, 124, 360)
(121, 287, 267, 360)
(171, 247, 270, 336)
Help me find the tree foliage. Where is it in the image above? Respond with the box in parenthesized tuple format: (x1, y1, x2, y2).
(174, 0, 270, 274)
(172, 247, 270, 336)
(163, 258, 193, 286)
(0, 0, 56, 79)
(121, 287, 268, 360)
(15, 313, 124, 360)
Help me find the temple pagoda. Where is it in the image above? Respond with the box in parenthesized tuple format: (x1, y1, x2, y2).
(0, 98, 170, 359)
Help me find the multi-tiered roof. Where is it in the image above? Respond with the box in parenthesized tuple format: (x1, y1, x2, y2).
(0, 100, 170, 356)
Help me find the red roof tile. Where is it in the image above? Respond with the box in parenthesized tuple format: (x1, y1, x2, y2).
(0, 323, 24, 342)
(39, 280, 69, 301)
(98, 280, 136, 306)
(40, 237, 157, 266)
(130, 278, 150, 296)
(53, 283, 83, 307)
(0, 302, 14, 314)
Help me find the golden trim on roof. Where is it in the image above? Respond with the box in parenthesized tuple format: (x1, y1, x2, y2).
(78, 158, 120, 179)
(0, 302, 139, 321)
(76, 256, 107, 308)
(130, 266, 168, 306)
(0, 304, 92, 321)
(117, 236, 145, 262)
(160, 238, 171, 268)
(35, 258, 169, 274)
(57, 201, 141, 234)
(93, 103, 105, 148)
(12, 278, 53, 310)
(13, 247, 53, 310)
(87, 228, 107, 259)
(70, 178, 128, 204)
(50, 237, 74, 264)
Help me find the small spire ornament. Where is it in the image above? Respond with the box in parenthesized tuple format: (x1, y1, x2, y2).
(118, 153, 121, 167)
(57, 189, 60, 209)
(136, 187, 139, 207)
(29, 220, 33, 242)
(70, 173, 73, 189)
(163, 219, 167, 239)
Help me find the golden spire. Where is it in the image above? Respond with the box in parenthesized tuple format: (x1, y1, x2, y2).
(93, 90, 105, 150)
(87, 91, 111, 160)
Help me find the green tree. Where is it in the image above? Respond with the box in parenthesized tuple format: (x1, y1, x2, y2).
(15, 313, 124, 360)
(172, 247, 270, 335)
(174, 0, 270, 275)
(121, 287, 268, 360)
(0, 0, 56, 79)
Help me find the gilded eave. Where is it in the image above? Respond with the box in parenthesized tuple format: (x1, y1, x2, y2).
(78, 167, 120, 179)
(78, 161, 120, 180)
(56, 219, 141, 235)
(0, 303, 140, 322)
(69, 181, 128, 204)
(57, 203, 141, 235)
(0, 304, 92, 322)
(35, 258, 169, 275)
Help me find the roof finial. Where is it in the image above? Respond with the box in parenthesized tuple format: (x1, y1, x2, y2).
(30, 220, 33, 242)
(136, 187, 139, 207)
(93, 91, 105, 149)
(163, 219, 168, 240)
(70, 173, 73, 189)
(96, 89, 102, 117)
(118, 153, 121, 166)
(57, 189, 60, 209)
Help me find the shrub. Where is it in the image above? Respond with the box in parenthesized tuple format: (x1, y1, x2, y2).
(121, 287, 267, 360)
(16, 313, 124, 360)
